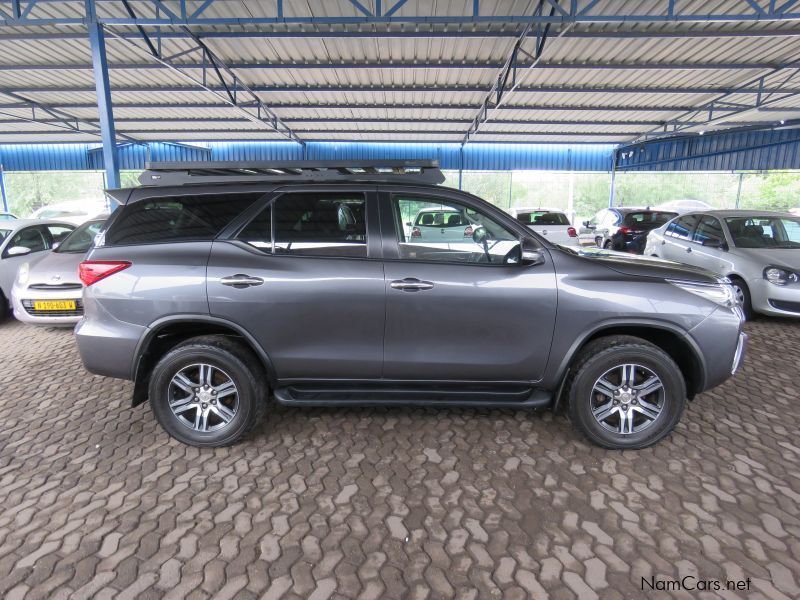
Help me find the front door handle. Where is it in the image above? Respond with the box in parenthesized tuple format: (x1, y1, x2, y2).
(390, 278, 434, 292)
(220, 274, 264, 288)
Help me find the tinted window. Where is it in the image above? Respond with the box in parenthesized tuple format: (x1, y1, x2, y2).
(105, 193, 262, 245)
(622, 211, 678, 227)
(4, 226, 47, 256)
(666, 214, 700, 240)
(55, 219, 105, 253)
(692, 216, 724, 245)
(517, 211, 569, 226)
(726, 216, 800, 249)
(237, 205, 272, 251)
(272, 193, 367, 258)
(394, 196, 520, 265)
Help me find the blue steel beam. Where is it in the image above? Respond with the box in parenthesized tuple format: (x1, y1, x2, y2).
(2, 0, 800, 26)
(86, 0, 119, 188)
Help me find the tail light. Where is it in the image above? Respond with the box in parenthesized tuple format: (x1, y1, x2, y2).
(411, 227, 421, 238)
(463, 226, 474, 237)
(567, 227, 577, 238)
(619, 227, 642, 235)
(79, 260, 131, 286)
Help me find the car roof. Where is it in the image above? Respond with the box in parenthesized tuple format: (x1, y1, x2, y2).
(514, 207, 565, 213)
(692, 209, 799, 218)
(417, 206, 461, 212)
(0, 219, 75, 230)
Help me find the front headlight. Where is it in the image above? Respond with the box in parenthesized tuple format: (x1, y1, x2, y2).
(764, 266, 798, 286)
(669, 279, 737, 308)
(16, 262, 29, 285)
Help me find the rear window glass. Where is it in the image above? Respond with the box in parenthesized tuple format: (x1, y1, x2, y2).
(517, 211, 569, 226)
(105, 193, 263, 245)
(623, 211, 678, 227)
(415, 210, 471, 227)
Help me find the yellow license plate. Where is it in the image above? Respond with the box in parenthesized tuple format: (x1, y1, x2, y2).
(33, 300, 76, 311)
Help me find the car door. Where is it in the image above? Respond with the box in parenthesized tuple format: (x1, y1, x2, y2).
(380, 188, 558, 382)
(207, 187, 386, 380)
(0, 225, 50, 296)
(660, 214, 700, 262)
(688, 215, 734, 275)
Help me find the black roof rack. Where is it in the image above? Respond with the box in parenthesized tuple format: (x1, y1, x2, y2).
(139, 160, 445, 187)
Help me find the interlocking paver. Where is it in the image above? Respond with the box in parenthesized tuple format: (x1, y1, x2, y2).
(0, 317, 799, 598)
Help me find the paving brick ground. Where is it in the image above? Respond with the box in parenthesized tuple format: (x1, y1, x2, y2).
(0, 317, 798, 599)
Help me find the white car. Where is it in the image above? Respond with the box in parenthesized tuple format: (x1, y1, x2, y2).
(653, 199, 713, 214)
(12, 216, 107, 326)
(408, 206, 479, 242)
(0, 219, 75, 320)
(31, 201, 107, 225)
(508, 207, 579, 247)
(645, 209, 800, 319)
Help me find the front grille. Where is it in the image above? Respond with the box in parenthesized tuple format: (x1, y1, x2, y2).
(768, 299, 800, 313)
(28, 282, 82, 291)
(21, 299, 84, 317)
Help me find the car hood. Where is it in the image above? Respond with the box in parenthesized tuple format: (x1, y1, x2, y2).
(734, 247, 800, 270)
(563, 247, 719, 283)
(25, 250, 84, 285)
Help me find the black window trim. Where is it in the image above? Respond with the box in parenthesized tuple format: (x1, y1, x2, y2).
(226, 187, 377, 261)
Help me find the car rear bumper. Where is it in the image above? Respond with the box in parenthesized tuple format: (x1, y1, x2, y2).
(11, 282, 83, 326)
(75, 297, 144, 380)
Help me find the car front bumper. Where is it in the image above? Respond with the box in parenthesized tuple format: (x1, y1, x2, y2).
(749, 279, 800, 317)
(11, 282, 84, 326)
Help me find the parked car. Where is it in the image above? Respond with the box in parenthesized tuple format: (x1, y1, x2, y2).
(31, 201, 107, 225)
(584, 207, 677, 251)
(0, 219, 75, 320)
(653, 199, 713, 214)
(12, 215, 108, 326)
(645, 210, 800, 319)
(508, 207, 579, 247)
(0, 212, 17, 221)
(76, 161, 745, 451)
(407, 206, 478, 241)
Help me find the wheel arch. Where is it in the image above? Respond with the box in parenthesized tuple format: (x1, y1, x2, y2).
(552, 320, 706, 412)
(131, 315, 276, 406)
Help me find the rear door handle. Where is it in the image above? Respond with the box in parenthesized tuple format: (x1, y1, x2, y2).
(220, 274, 264, 288)
(390, 278, 434, 292)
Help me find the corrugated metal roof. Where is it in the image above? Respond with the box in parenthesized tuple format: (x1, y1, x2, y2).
(0, 0, 799, 160)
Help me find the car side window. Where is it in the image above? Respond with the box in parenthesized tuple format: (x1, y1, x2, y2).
(242, 192, 367, 258)
(392, 195, 520, 265)
(692, 216, 724, 245)
(3, 226, 47, 257)
(667, 215, 700, 240)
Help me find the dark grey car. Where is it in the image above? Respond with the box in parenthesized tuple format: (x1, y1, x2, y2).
(75, 161, 746, 450)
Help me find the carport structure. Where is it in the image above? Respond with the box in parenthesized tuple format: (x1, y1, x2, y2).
(1, 0, 800, 189)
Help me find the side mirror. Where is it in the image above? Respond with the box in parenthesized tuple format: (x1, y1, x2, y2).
(6, 246, 31, 257)
(472, 226, 488, 244)
(405, 221, 412, 227)
(519, 240, 545, 266)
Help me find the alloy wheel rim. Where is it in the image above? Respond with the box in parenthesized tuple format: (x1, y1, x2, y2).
(733, 284, 745, 306)
(590, 363, 664, 435)
(168, 363, 239, 432)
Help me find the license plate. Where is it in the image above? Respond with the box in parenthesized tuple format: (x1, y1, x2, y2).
(33, 300, 76, 311)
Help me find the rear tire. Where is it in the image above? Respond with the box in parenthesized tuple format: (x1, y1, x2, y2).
(149, 335, 267, 447)
(0, 291, 8, 323)
(565, 335, 686, 449)
(730, 277, 754, 321)
(603, 239, 613, 249)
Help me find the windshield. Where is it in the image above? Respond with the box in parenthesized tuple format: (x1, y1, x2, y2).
(517, 211, 569, 226)
(726, 216, 800, 249)
(54, 219, 105, 253)
(623, 211, 678, 227)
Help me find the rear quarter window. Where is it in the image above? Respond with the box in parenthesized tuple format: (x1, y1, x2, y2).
(104, 192, 263, 245)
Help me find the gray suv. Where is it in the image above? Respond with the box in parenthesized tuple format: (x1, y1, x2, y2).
(76, 161, 747, 450)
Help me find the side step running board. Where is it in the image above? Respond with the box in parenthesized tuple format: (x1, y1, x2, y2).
(273, 385, 553, 409)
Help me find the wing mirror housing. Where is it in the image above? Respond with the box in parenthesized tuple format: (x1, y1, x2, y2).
(583, 220, 595, 229)
(472, 226, 488, 244)
(520, 240, 545, 266)
(6, 246, 31, 257)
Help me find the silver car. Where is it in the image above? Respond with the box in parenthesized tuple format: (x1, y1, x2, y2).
(12, 216, 107, 326)
(645, 210, 800, 319)
(0, 219, 75, 321)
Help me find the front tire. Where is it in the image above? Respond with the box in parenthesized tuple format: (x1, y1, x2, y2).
(730, 277, 754, 321)
(603, 239, 613, 249)
(566, 335, 686, 449)
(149, 335, 267, 447)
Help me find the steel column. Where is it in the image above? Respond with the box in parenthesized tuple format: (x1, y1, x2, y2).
(0, 164, 7, 213)
(86, 1, 120, 189)
(608, 151, 617, 207)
